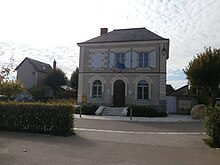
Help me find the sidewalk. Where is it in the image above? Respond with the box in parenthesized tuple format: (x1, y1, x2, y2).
(74, 114, 204, 122)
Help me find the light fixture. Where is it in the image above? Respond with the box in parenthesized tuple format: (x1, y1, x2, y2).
(162, 47, 166, 56)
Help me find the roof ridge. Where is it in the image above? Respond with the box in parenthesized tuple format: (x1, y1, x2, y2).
(25, 57, 52, 72)
(78, 27, 169, 45)
(15, 57, 52, 72)
(113, 27, 146, 31)
(26, 57, 49, 65)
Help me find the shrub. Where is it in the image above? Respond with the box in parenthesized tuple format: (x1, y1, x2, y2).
(0, 102, 74, 136)
(47, 98, 77, 104)
(127, 106, 167, 117)
(75, 104, 98, 115)
(205, 106, 220, 148)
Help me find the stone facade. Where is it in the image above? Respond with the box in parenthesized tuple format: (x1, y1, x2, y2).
(77, 28, 169, 111)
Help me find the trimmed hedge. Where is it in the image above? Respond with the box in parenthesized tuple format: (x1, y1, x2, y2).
(75, 104, 98, 115)
(127, 106, 168, 117)
(0, 102, 74, 136)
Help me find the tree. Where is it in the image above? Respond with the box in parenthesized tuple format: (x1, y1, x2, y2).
(28, 85, 53, 100)
(184, 47, 220, 106)
(0, 51, 15, 82)
(44, 68, 68, 97)
(0, 80, 24, 99)
(70, 67, 79, 90)
(70, 67, 79, 99)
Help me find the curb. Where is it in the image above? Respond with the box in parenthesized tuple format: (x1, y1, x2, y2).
(74, 114, 204, 122)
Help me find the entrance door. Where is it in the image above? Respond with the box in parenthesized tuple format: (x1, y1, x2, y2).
(113, 80, 125, 107)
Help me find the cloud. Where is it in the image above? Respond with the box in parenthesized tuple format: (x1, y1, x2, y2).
(1, 0, 220, 87)
(167, 79, 188, 90)
(0, 42, 79, 79)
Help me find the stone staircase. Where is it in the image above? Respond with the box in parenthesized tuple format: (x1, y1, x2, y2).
(95, 106, 128, 116)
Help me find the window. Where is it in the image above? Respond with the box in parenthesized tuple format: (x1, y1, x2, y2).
(137, 80, 149, 100)
(139, 52, 148, 67)
(92, 80, 102, 98)
(116, 53, 125, 69)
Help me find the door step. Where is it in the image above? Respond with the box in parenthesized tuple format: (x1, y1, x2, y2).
(96, 106, 128, 116)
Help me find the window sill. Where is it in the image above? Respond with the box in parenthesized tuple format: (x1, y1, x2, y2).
(136, 99, 150, 103)
(90, 97, 102, 100)
(136, 67, 151, 71)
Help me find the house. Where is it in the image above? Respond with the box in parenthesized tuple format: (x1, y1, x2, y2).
(77, 27, 169, 111)
(166, 85, 198, 114)
(168, 85, 189, 96)
(166, 84, 175, 95)
(15, 57, 53, 89)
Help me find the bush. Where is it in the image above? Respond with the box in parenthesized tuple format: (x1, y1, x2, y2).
(205, 106, 220, 148)
(127, 106, 167, 117)
(75, 104, 98, 115)
(0, 102, 74, 136)
(47, 98, 77, 104)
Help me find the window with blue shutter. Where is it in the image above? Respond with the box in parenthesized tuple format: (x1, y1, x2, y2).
(138, 52, 148, 68)
(116, 53, 125, 69)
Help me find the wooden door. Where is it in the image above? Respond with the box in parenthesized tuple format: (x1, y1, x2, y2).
(113, 80, 125, 107)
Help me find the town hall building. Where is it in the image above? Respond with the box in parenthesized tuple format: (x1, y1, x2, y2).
(77, 27, 169, 111)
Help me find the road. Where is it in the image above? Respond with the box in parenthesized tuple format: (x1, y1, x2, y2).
(75, 118, 205, 132)
(0, 118, 220, 165)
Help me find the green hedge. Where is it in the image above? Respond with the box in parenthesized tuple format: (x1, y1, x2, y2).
(0, 102, 74, 136)
(205, 106, 220, 148)
(75, 104, 98, 115)
(127, 106, 167, 117)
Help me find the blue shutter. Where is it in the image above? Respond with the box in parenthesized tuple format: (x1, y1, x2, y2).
(132, 51, 138, 68)
(125, 52, 131, 68)
(109, 52, 115, 68)
(149, 51, 156, 68)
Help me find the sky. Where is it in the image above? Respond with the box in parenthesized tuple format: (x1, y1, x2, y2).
(0, 0, 220, 89)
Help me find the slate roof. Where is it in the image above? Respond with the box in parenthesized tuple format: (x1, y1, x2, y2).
(166, 84, 175, 95)
(16, 57, 52, 73)
(78, 27, 168, 44)
(167, 85, 189, 96)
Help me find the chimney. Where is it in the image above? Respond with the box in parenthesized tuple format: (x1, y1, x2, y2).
(100, 28, 108, 35)
(53, 59, 56, 70)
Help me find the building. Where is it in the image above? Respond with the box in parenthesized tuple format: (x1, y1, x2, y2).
(15, 57, 53, 89)
(77, 27, 169, 111)
(166, 85, 198, 114)
(166, 84, 175, 95)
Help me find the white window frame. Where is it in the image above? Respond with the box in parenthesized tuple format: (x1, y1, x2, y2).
(134, 76, 153, 101)
(92, 80, 102, 98)
(138, 52, 148, 68)
(137, 80, 149, 100)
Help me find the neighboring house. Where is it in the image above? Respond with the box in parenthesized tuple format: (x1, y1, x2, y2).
(168, 85, 189, 96)
(77, 27, 169, 111)
(166, 84, 175, 95)
(15, 57, 53, 89)
(166, 85, 198, 114)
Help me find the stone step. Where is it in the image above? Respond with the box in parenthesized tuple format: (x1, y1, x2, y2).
(101, 107, 128, 116)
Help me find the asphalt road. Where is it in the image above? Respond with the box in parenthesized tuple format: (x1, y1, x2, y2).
(75, 118, 205, 133)
(0, 119, 220, 165)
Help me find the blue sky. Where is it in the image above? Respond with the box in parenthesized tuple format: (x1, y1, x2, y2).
(1, 0, 220, 89)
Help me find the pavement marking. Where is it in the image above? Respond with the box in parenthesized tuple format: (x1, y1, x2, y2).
(74, 128, 206, 135)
